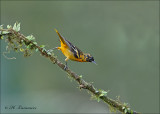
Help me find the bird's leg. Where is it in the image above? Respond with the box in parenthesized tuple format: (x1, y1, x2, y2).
(64, 61, 68, 70)
(47, 47, 59, 52)
(64, 58, 69, 70)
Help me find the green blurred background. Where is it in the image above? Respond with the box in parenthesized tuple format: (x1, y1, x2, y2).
(1, 1, 159, 113)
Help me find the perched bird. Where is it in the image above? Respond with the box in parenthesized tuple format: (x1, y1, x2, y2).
(50, 29, 96, 70)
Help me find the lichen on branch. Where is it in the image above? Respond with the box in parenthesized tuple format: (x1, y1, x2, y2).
(0, 23, 140, 114)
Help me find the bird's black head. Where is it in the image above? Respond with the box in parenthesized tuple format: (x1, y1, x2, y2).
(85, 54, 96, 64)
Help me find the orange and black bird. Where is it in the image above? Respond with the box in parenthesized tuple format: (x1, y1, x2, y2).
(50, 29, 96, 69)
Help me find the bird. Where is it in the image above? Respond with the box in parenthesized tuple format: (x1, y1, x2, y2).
(50, 29, 96, 70)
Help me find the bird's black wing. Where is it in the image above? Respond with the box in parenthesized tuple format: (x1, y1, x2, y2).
(65, 39, 83, 58)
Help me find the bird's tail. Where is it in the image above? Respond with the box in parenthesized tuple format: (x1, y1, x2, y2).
(54, 29, 65, 44)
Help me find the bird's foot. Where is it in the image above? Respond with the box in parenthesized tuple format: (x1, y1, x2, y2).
(47, 47, 58, 53)
(47, 49, 53, 53)
(64, 65, 68, 70)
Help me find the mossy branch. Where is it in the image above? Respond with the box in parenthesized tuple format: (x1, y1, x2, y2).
(0, 23, 140, 114)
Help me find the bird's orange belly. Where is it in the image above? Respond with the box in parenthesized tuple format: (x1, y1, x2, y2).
(61, 48, 84, 62)
(61, 48, 74, 59)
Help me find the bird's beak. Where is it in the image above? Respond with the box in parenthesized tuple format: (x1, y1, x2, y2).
(92, 60, 97, 65)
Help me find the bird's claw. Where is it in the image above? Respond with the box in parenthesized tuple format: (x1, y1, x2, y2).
(47, 49, 53, 53)
(64, 65, 68, 70)
(47, 47, 58, 53)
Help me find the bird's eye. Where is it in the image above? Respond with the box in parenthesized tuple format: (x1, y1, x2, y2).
(89, 56, 94, 62)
